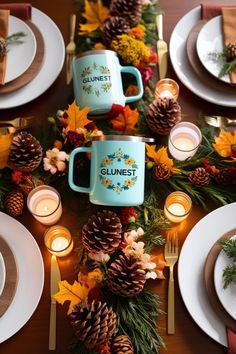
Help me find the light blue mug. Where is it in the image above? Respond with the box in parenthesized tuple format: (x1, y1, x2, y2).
(72, 50, 144, 116)
(68, 135, 154, 206)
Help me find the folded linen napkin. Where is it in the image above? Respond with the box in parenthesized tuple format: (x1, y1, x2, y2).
(0, 3, 31, 21)
(0, 9, 9, 85)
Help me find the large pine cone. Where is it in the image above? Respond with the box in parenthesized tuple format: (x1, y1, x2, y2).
(8, 132, 43, 172)
(153, 163, 171, 181)
(146, 97, 181, 135)
(110, 0, 142, 26)
(225, 43, 236, 62)
(71, 300, 116, 350)
(111, 335, 134, 354)
(102, 16, 130, 45)
(4, 190, 24, 217)
(188, 167, 210, 186)
(215, 167, 236, 186)
(82, 210, 122, 254)
(106, 253, 146, 297)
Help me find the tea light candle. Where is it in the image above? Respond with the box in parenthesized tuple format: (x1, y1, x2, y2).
(27, 185, 62, 225)
(168, 122, 202, 161)
(155, 79, 179, 101)
(164, 191, 192, 223)
(44, 225, 73, 257)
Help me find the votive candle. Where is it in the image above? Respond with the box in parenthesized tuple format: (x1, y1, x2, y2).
(168, 122, 202, 161)
(27, 185, 62, 225)
(155, 79, 179, 101)
(164, 191, 192, 223)
(44, 225, 73, 257)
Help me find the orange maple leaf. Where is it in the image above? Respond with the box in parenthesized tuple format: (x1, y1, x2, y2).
(145, 145, 179, 173)
(59, 101, 91, 132)
(79, 0, 110, 34)
(111, 105, 139, 135)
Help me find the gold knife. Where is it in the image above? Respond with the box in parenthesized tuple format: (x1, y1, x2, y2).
(156, 14, 168, 80)
(49, 255, 61, 350)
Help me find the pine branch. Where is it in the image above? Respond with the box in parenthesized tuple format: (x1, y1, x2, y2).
(7, 32, 27, 44)
(222, 265, 236, 289)
(220, 239, 236, 262)
(219, 58, 236, 78)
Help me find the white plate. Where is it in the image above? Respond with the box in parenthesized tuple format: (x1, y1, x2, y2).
(197, 16, 230, 84)
(0, 212, 44, 343)
(214, 235, 236, 320)
(0, 253, 6, 297)
(6, 16, 37, 83)
(0, 7, 65, 109)
(178, 202, 236, 347)
(169, 6, 236, 107)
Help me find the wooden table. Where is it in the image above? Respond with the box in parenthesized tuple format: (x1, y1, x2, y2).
(0, 0, 235, 353)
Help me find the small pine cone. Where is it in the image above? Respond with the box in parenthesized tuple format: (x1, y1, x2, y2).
(71, 300, 116, 350)
(82, 210, 122, 254)
(4, 190, 24, 217)
(146, 97, 181, 135)
(110, 0, 142, 26)
(188, 167, 210, 186)
(8, 132, 43, 172)
(215, 167, 236, 186)
(0, 37, 7, 57)
(225, 43, 236, 62)
(111, 335, 134, 354)
(106, 253, 146, 297)
(102, 16, 130, 45)
(153, 163, 171, 181)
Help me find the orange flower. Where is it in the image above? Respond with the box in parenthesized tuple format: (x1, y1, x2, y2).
(129, 24, 146, 39)
(213, 129, 236, 158)
(94, 42, 106, 50)
(110, 105, 139, 135)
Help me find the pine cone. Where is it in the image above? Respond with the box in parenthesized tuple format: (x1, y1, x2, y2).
(106, 253, 146, 297)
(188, 167, 210, 186)
(146, 97, 181, 135)
(82, 210, 122, 254)
(4, 190, 24, 217)
(215, 167, 236, 186)
(0, 37, 7, 57)
(8, 132, 43, 172)
(71, 300, 116, 350)
(153, 163, 171, 181)
(102, 16, 130, 45)
(110, 0, 142, 26)
(111, 335, 134, 354)
(225, 43, 236, 62)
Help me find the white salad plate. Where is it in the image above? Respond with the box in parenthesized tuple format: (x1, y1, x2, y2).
(0, 253, 6, 297)
(178, 202, 236, 347)
(0, 7, 65, 109)
(197, 16, 230, 84)
(0, 212, 44, 343)
(169, 6, 236, 107)
(6, 15, 37, 83)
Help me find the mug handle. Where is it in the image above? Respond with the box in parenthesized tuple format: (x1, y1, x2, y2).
(68, 147, 92, 193)
(120, 66, 144, 103)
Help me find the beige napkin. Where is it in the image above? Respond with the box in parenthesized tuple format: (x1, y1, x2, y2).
(0, 9, 9, 85)
(222, 8, 236, 84)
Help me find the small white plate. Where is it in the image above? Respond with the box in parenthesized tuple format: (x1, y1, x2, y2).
(196, 16, 230, 84)
(214, 235, 236, 320)
(0, 253, 6, 297)
(6, 16, 37, 83)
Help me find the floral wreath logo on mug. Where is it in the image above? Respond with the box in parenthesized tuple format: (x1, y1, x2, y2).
(81, 62, 112, 97)
(99, 148, 138, 194)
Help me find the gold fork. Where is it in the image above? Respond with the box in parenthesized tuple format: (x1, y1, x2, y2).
(164, 231, 179, 334)
(0, 116, 34, 130)
(66, 14, 76, 85)
(204, 115, 236, 128)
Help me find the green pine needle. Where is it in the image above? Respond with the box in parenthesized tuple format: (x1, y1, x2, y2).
(222, 265, 236, 289)
(220, 239, 236, 262)
(219, 58, 236, 78)
(7, 32, 27, 44)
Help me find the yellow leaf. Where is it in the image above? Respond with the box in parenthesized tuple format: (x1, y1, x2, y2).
(145, 145, 178, 173)
(78, 268, 103, 289)
(60, 101, 91, 132)
(79, 0, 110, 34)
(54, 280, 89, 315)
(213, 129, 236, 158)
(111, 105, 139, 135)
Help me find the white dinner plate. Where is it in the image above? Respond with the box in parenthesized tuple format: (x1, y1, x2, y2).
(214, 235, 236, 320)
(197, 16, 230, 84)
(0, 253, 6, 297)
(0, 212, 44, 343)
(6, 16, 37, 83)
(169, 6, 236, 107)
(178, 202, 236, 347)
(0, 7, 65, 109)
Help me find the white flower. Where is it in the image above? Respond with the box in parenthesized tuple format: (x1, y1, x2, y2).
(88, 251, 110, 263)
(43, 148, 69, 174)
(146, 271, 157, 280)
(124, 227, 144, 244)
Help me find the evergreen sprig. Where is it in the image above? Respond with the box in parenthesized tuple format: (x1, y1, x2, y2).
(219, 58, 236, 78)
(222, 265, 236, 289)
(220, 238, 236, 288)
(220, 238, 236, 262)
(7, 32, 27, 44)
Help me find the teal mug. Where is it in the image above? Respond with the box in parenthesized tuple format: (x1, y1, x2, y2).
(72, 50, 144, 116)
(68, 135, 154, 206)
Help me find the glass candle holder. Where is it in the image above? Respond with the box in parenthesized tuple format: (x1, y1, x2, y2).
(27, 185, 62, 226)
(164, 191, 192, 223)
(44, 225, 74, 257)
(168, 122, 202, 161)
(155, 79, 179, 100)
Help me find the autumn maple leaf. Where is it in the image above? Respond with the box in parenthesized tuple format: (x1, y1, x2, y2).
(59, 101, 91, 133)
(110, 105, 139, 135)
(79, 0, 110, 34)
(146, 145, 179, 173)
